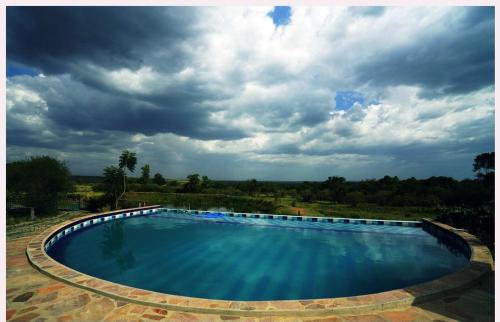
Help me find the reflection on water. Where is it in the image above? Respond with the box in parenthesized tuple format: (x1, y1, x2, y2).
(100, 220, 136, 272)
(50, 215, 469, 300)
(435, 235, 469, 257)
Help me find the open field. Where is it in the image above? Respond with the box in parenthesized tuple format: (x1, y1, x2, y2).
(49, 181, 443, 221)
(273, 196, 436, 220)
(125, 192, 437, 221)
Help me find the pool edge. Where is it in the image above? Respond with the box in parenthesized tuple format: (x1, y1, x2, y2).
(25, 208, 494, 317)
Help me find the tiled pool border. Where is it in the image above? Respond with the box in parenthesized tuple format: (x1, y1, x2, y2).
(162, 208, 423, 225)
(43, 207, 423, 252)
(26, 206, 494, 317)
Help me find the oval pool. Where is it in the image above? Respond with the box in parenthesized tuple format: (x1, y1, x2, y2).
(46, 210, 469, 301)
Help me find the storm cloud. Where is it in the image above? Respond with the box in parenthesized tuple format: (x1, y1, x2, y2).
(7, 7, 199, 73)
(354, 7, 494, 98)
(6, 6, 495, 180)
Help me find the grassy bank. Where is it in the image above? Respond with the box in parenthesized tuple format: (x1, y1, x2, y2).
(7, 210, 90, 240)
(7, 191, 438, 239)
(273, 196, 436, 220)
(125, 192, 276, 213)
(126, 192, 437, 221)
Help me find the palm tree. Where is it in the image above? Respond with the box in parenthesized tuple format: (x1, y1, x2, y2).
(103, 165, 125, 209)
(185, 173, 200, 192)
(117, 150, 137, 208)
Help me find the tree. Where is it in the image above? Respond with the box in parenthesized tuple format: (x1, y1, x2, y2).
(140, 164, 150, 184)
(473, 152, 494, 179)
(246, 179, 258, 196)
(324, 176, 347, 202)
(201, 175, 212, 189)
(117, 150, 137, 206)
(300, 189, 314, 202)
(473, 152, 494, 200)
(377, 175, 399, 191)
(103, 166, 125, 209)
(345, 191, 364, 207)
(153, 173, 166, 185)
(7, 156, 71, 214)
(184, 173, 201, 192)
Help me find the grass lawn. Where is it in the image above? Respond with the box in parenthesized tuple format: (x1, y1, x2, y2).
(7, 210, 90, 239)
(74, 184, 104, 198)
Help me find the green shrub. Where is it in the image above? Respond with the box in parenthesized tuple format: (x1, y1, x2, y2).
(85, 195, 107, 212)
(345, 191, 364, 207)
(436, 202, 494, 251)
(7, 156, 71, 214)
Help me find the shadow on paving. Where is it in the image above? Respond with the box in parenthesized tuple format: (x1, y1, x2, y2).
(409, 272, 494, 322)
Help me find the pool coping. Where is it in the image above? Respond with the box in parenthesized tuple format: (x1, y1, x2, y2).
(26, 207, 494, 317)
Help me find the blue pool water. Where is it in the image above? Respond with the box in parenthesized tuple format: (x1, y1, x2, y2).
(47, 212, 468, 301)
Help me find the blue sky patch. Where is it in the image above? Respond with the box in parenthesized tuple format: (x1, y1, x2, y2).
(268, 6, 291, 27)
(7, 62, 40, 77)
(335, 91, 365, 110)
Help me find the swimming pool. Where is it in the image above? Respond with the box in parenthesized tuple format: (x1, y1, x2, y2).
(45, 208, 469, 301)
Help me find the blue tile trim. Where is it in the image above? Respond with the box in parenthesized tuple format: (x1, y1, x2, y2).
(45, 206, 423, 252)
(44, 206, 161, 251)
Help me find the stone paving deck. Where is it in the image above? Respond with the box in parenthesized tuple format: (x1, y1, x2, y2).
(7, 235, 495, 321)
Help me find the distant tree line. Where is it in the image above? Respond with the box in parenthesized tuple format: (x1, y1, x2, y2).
(7, 152, 494, 247)
(290, 173, 492, 208)
(89, 155, 494, 210)
(158, 173, 492, 209)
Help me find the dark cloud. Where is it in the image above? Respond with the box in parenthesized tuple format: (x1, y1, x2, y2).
(6, 127, 55, 149)
(355, 7, 494, 98)
(7, 7, 198, 74)
(7, 126, 118, 152)
(461, 6, 495, 27)
(265, 135, 494, 177)
(8, 75, 247, 140)
(7, 7, 249, 141)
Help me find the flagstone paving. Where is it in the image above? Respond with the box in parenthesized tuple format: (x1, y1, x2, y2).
(7, 211, 91, 240)
(7, 234, 495, 321)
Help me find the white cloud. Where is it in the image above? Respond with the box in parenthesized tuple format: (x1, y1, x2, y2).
(6, 7, 494, 180)
(7, 82, 48, 113)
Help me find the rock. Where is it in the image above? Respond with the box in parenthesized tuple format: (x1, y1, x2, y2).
(13, 292, 34, 302)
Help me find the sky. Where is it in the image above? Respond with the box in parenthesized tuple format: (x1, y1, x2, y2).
(6, 6, 495, 181)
